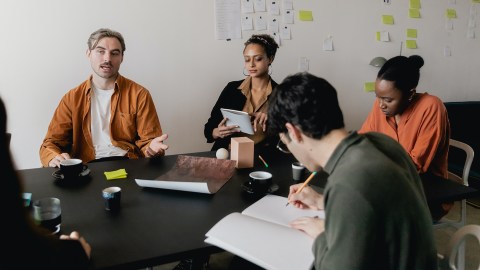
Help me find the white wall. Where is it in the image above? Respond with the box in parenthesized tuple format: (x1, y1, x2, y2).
(1, 0, 479, 169)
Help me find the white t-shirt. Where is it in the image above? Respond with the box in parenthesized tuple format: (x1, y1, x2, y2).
(90, 86, 128, 159)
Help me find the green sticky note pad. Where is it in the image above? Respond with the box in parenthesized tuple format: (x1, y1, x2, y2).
(364, 82, 375, 92)
(406, 29, 417, 38)
(410, 0, 421, 9)
(104, 168, 128, 180)
(299, 10, 313, 21)
(409, 9, 420, 18)
(406, 40, 417, 49)
(382, 15, 394, 25)
(446, 9, 457, 19)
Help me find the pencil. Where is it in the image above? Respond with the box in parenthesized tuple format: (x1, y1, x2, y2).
(285, 171, 317, 207)
(258, 155, 269, 168)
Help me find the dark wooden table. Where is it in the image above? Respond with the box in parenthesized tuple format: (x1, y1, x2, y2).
(19, 151, 478, 269)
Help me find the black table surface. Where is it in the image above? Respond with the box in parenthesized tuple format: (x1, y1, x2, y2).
(19, 151, 479, 269)
(19, 151, 296, 269)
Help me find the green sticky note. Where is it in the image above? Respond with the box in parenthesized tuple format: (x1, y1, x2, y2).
(376, 32, 381, 41)
(409, 9, 421, 18)
(104, 169, 128, 180)
(406, 29, 417, 38)
(406, 40, 417, 49)
(299, 10, 313, 21)
(446, 9, 457, 19)
(382, 15, 394, 25)
(364, 82, 375, 92)
(472, 0, 480, 3)
(410, 0, 421, 9)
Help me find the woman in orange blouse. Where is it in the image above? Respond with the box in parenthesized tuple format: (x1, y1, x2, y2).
(359, 55, 451, 220)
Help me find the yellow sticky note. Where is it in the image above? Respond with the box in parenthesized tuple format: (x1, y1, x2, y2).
(299, 10, 313, 21)
(409, 9, 420, 18)
(406, 29, 417, 38)
(376, 32, 381, 41)
(406, 40, 417, 49)
(104, 169, 128, 180)
(410, 0, 421, 9)
(446, 9, 457, 19)
(473, 0, 480, 3)
(382, 15, 394, 25)
(364, 82, 375, 92)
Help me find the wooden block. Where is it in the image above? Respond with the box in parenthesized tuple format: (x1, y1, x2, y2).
(230, 137, 254, 168)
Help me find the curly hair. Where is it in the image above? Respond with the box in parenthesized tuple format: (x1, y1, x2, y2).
(244, 34, 279, 60)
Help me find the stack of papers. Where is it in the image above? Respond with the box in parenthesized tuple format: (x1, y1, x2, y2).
(104, 169, 128, 180)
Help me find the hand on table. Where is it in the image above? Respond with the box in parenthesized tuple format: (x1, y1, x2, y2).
(48, 153, 71, 168)
(59, 231, 92, 258)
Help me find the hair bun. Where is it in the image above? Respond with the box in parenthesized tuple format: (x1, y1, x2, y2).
(409, 55, 424, 70)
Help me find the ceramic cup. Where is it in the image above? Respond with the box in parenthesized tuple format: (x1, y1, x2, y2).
(102, 186, 122, 211)
(292, 162, 306, 182)
(248, 171, 273, 195)
(60, 159, 84, 179)
(33, 197, 62, 234)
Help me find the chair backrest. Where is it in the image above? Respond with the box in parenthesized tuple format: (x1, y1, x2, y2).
(449, 139, 474, 186)
(438, 224, 480, 270)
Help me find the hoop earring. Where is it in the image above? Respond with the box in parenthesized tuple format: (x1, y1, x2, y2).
(268, 66, 273, 76)
(243, 68, 249, 76)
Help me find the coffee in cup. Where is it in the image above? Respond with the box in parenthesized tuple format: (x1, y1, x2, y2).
(60, 159, 84, 179)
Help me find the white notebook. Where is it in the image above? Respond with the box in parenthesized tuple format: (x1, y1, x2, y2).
(220, 108, 254, 135)
(205, 194, 325, 270)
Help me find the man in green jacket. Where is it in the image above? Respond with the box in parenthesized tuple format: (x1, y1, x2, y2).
(268, 72, 437, 269)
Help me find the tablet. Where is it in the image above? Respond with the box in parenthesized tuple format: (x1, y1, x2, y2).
(220, 108, 254, 135)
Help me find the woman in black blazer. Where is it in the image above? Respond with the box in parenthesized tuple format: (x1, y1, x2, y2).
(204, 34, 280, 151)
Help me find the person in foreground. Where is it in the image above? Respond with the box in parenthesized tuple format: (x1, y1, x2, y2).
(204, 34, 279, 151)
(39, 28, 168, 167)
(268, 72, 437, 269)
(1, 97, 91, 269)
(358, 55, 451, 220)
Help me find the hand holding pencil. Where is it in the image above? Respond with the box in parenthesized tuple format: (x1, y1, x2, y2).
(286, 171, 324, 210)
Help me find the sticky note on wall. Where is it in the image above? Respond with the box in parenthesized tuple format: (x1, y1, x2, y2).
(406, 29, 417, 38)
(410, 0, 421, 9)
(364, 82, 375, 92)
(409, 9, 420, 18)
(382, 15, 394, 25)
(406, 40, 417, 49)
(299, 10, 313, 21)
(446, 9, 457, 19)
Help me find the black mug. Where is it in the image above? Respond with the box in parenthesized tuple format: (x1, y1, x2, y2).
(248, 171, 272, 195)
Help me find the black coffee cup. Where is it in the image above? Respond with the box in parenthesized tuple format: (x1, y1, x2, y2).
(248, 171, 273, 195)
(60, 159, 84, 179)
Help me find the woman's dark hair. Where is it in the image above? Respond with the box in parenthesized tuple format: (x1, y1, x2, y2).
(268, 72, 344, 139)
(244, 34, 279, 61)
(377, 55, 424, 94)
